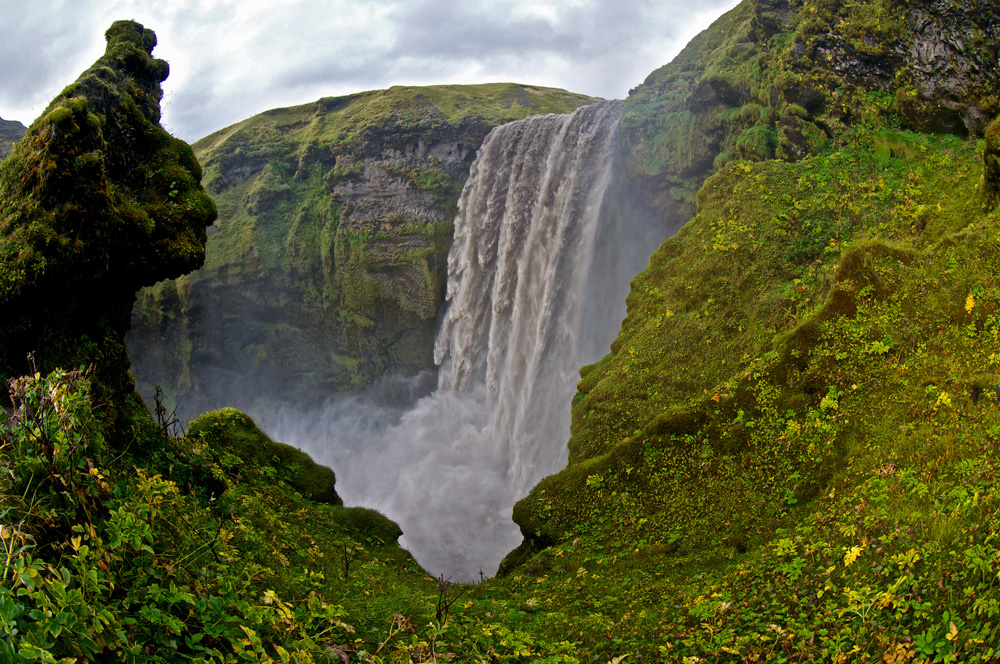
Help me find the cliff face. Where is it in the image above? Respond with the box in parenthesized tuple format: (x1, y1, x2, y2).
(0, 21, 215, 435)
(127, 84, 595, 419)
(0, 117, 27, 160)
(620, 0, 1000, 224)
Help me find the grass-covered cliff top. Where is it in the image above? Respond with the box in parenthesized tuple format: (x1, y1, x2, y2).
(193, 83, 596, 183)
(191, 81, 595, 268)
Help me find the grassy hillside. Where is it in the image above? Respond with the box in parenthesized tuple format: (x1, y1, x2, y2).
(128, 84, 596, 419)
(503, 122, 1000, 661)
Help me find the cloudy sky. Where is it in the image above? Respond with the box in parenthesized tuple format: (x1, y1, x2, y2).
(2, 0, 740, 142)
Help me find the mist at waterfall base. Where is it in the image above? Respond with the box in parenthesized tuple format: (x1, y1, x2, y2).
(255, 101, 669, 581)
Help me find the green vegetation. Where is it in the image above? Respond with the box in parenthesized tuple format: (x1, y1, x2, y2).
(0, 368, 433, 662)
(8, 1, 1000, 661)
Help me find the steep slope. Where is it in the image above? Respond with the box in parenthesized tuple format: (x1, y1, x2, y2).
(490, 0, 1000, 659)
(0, 116, 26, 160)
(128, 85, 595, 419)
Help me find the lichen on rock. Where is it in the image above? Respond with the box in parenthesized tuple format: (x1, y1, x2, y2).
(0, 20, 216, 436)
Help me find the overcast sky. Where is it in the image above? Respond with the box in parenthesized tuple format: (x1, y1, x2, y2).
(2, 0, 740, 142)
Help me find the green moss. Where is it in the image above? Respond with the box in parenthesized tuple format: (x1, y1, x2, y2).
(187, 408, 340, 505)
(0, 20, 215, 440)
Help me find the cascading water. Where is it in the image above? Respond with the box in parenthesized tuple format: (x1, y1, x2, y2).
(435, 100, 624, 496)
(261, 100, 665, 580)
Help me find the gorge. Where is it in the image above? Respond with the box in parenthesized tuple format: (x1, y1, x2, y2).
(255, 100, 665, 579)
(6, 1, 1000, 660)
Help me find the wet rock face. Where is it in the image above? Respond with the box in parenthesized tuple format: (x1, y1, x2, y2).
(986, 118, 1000, 212)
(903, 0, 1000, 135)
(0, 21, 215, 432)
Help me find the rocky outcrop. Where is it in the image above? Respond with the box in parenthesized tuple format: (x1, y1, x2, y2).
(0, 21, 215, 436)
(0, 117, 26, 160)
(987, 117, 1000, 211)
(127, 85, 594, 420)
(621, 0, 1000, 224)
(187, 408, 340, 505)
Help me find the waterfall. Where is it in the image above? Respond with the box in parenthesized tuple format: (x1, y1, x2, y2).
(261, 100, 664, 580)
(436, 100, 623, 496)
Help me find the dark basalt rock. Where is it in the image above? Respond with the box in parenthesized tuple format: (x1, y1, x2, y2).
(0, 117, 27, 161)
(986, 117, 1000, 212)
(0, 20, 216, 437)
(904, 0, 1000, 135)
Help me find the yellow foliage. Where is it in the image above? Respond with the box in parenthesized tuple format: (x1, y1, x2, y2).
(843, 543, 865, 566)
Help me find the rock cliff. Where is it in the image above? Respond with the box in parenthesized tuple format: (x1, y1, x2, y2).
(0, 116, 26, 160)
(0, 21, 215, 436)
(128, 84, 594, 419)
(620, 0, 1000, 224)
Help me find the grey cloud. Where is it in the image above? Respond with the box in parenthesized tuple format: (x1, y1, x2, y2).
(2, 0, 741, 141)
(388, 0, 582, 61)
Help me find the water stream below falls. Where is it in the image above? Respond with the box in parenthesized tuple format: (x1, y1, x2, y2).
(259, 100, 666, 580)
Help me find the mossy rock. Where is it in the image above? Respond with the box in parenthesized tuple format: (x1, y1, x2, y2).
(0, 20, 215, 439)
(187, 408, 340, 505)
(332, 506, 402, 545)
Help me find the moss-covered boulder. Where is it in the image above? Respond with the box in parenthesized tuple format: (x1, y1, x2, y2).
(0, 21, 216, 436)
(127, 84, 595, 419)
(0, 116, 26, 161)
(187, 407, 340, 505)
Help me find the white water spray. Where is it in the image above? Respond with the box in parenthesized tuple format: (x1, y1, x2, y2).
(261, 100, 664, 580)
